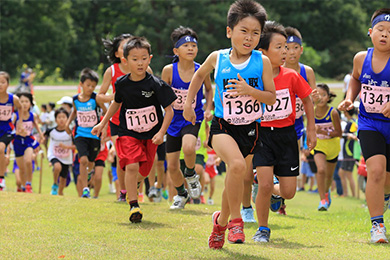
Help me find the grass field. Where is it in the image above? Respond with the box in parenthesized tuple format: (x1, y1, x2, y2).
(2, 86, 389, 259)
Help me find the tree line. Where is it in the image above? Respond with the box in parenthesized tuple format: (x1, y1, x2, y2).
(0, 0, 387, 82)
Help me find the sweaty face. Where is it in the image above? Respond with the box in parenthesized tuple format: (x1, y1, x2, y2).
(227, 16, 262, 56)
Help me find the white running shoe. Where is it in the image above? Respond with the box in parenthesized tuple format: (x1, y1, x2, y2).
(153, 189, 162, 203)
(0, 178, 5, 191)
(148, 187, 158, 198)
(170, 194, 190, 209)
(108, 183, 116, 194)
(207, 198, 214, 205)
(370, 222, 389, 243)
(185, 174, 202, 199)
(241, 207, 257, 223)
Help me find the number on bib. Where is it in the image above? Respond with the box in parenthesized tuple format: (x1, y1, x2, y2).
(172, 88, 197, 110)
(22, 121, 33, 136)
(223, 92, 262, 125)
(77, 110, 98, 128)
(53, 145, 70, 158)
(126, 105, 158, 133)
(316, 122, 334, 139)
(295, 97, 304, 119)
(0, 105, 12, 121)
(361, 84, 390, 113)
(261, 89, 292, 122)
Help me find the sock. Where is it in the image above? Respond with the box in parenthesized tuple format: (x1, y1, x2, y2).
(120, 189, 127, 194)
(259, 226, 270, 232)
(184, 166, 195, 177)
(243, 205, 252, 210)
(129, 200, 139, 209)
(175, 184, 188, 197)
(371, 215, 384, 225)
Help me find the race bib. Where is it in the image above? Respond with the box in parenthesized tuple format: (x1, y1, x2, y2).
(77, 110, 98, 128)
(361, 84, 390, 113)
(261, 89, 292, 122)
(23, 121, 33, 136)
(295, 97, 304, 119)
(172, 87, 196, 110)
(126, 105, 158, 133)
(223, 92, 262, 125)
(53, 145, 70, 158)
(0, 105, 12, 121)
(316, 122, 334, 139)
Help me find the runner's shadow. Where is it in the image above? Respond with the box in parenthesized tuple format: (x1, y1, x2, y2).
(171, 209, 211, 216)
(265, 238, 323, 249)
(116, 221, 171, 229)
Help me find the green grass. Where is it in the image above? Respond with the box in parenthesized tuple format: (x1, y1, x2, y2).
(1, 156, 389, 259)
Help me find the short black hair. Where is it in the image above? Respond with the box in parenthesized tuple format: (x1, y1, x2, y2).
(258, 21, 287, 50)
(41, 104, 47, 110)
(227, 0, 267, 32)
(317, 83, 336, 103)
(102, 33, 133, 64)
(285, 26, 302, 40)
(171, 26, 198, 46)
(371, 8, 390, 24)
(80, 68, 99, 84)
(48, 102, 56, 109)
(16, 92, 34, 107)
(123, 36, 152, 58)
(55, 107, 69, 118)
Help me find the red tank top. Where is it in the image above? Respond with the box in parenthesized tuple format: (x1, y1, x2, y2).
(110, 63, 126, 125)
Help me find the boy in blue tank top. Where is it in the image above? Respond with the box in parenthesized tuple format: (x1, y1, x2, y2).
(339, 8, 390, 243)
(66, 68, 106, 198)
(183, 0, 276, 249)
(161, 26, 213, 209)
(0, 71, 22, 191)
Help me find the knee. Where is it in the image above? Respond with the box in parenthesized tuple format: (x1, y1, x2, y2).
(126, 163, 138, 174)
(182, 144, 195, 156)
(316, 167, 326, 176)
(53, 163, 62, 172)
(280, 189, 296, 200)
(79, 157, 88, 166)
(259, 181, 273, 194)
(228, 159, 246, 176)
(167, 162, 180, 174)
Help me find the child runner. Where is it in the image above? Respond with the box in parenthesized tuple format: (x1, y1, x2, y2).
(66, 68, 106, 198)
(312, 83, 341, 211)
(98, 34, 154, 202)
(338, 8, 390, 243)
(183, 0, 276, 249)
(92, 36, 176, 223)
(0, 71, 21, 191)
(13, 92, 45, 193)
(45, 108, 74, 195)
(161, 26, 213, 209)
(252, 21, 316, 243)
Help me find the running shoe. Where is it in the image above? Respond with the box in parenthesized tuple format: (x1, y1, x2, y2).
(148, 187, 158, 198)
(370, 222, 388, 243)
(252, 183, 258, 203)
(108, 183, 116, 194)
(227, 218, 245, 244)
(129, 206, 143, 223)
(185, 174, 202, 199)
(273, 175, 279, 185)
(241, 207, 257, 223)
(208, 211, 227, 249)
(118, 190, 127, 202)
(0, 178, 5, 191)
(51, 184, 58, 195)
(325, 189, 331, 207)
(277, 199, 287, 215)
(384, 194, 390, 214)
(318, 199, 328, 211)
(170, 193, 190, 209)
(270, 194, 283, 212)
(200, 194, 206, 204)
(162, 190, 169, 200)
(25, 184, 33, 193)
(153, 188, 162, 203)
(207, 198, 214, 205)
(81, 188, 90, 198)
(252, 228, 271, 243)
(138, 193, 144, 203)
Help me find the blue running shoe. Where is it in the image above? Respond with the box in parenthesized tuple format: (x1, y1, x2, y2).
(318, 200, 328, 211)
(51, 184, 58, 195)
(273, 176, 279, 185)
(325, 189, 331, 207)
(82, 188, 90, 198)
(270, 194, 282, 212)
(241, 207, 257, 223)
(162, 190, 168, 200)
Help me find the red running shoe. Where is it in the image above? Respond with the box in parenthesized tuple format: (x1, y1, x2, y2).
(25, 184, 33, 193)
(208, 211, 227, 249)
(227, 218, 245, 243)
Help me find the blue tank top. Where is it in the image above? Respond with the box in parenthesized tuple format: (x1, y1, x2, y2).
(294, 63, 309, 137)
(214, 49, 264, 122)
(359, 48, 390, 122)
(167, 62, 204, 137)
(15, 111, 34, 139)
(315, 107, 333, 124)
(0, 93, 14, 134)
(299, 63, 307, 81)
(73, 92, 100, 140)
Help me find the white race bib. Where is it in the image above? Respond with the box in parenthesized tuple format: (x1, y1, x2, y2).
(295, 97, 304, 119)
(126, 105, 158, 133)
(261, 89, 292, 122)
(77, 110, 98, 128)
(223, 92, 262, 125)
(361, 84, 390, 113)
(0, 105, 12, 121)
(316, 122, 334, 140)
(172, 88, 197, 110)
(22, 121, 33, 136)
(53, 145, 70, 158)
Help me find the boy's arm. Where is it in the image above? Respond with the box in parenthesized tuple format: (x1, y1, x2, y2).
(302, 96, 316, 150)
(184, 51, 218, 124)
(203, 74, 214, 121)
(227, 56, 276, 105)
(338, 51, 365, 111)
(152, 103, 174, 145)
(97, 68, 114, 103)
(161, 64, 173, 86)
(91, 101, 120, 137)
(330, 109, 343, 138)
(65, 102, 77, 135)
(33, 113, 45, 142)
